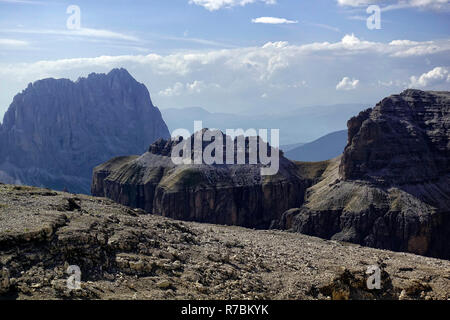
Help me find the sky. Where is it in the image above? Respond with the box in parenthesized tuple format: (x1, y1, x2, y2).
(0, 0, 449, 119)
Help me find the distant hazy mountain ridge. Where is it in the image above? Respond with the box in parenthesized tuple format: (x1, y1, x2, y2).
(284, 130, 348, 162)
(161, 103, 366, 145)
(0, 68, 170, 193)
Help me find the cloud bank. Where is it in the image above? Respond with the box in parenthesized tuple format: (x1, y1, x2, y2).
(336, 77, 360, 90)
(251, 17, 298, 24)
(0, 34, 449, 118)
(409, 66, 450, 87)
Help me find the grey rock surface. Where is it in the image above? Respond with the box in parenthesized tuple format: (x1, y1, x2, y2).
(340, 89, 450, 184)
(1, 183, 449, 300)
(0, 68, 170, 194)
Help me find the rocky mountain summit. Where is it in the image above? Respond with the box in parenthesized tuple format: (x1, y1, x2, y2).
(0, 68, 170, 194)
(277, 90, 450, 259)
(340, 89, 450, 184)
(0, 183, 449, 300)
(93, 89, 450, 259)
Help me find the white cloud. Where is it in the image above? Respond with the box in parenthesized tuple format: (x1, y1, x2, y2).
(409, 66, 450, 87)
(5, 27, 139, 42)
(336, 77, 360, 90)
(252, 17, 298, 24)
(337, 0, 378, 5)
(71, 28, 139, 41)
(189, 0, 276, 11)
(0, 34, 449, 117)
(341, 33, 362, 45)
(0, 0, 46, 4)
(377, 79, 404, 86)
(347, 15, 368, 20)
(0, 38, 29, 47)
(262, 41, 289, 48)
(337, 0, 449, 10)
(389, 40, 420, 46)
(1, 34, 447, 79)
(304, 22, 341, 32)
(159, 81, 220, 96)
(1, 35, 448, 82)
(159, 82, 185, 97)
(156, 34, 236, 48)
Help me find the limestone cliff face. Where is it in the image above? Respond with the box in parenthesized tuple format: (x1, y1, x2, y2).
(92, 133, 309, 229)
(0, 68, 170, 193)
(340, 89, 450, 184)
(277, 90, 450, 259)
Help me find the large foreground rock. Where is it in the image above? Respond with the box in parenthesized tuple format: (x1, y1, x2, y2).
(0, 68, 170, 194)
(0, 183, 449, 300)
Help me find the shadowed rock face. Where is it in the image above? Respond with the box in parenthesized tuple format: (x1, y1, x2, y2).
(0, 68, 170, 194)
(92, 132, 310, 229)
(276, 90, 450, 259)
(340, 90, 450, 184)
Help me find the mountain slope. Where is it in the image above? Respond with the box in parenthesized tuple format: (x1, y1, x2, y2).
(0, 183, 449, 300)
(280, 142, 305, 152)
(0, 68, 170, 194)
(285, 130, 347, 161)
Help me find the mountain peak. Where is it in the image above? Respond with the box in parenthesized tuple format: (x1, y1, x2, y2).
(0, 69, 170, 193)
(340, 90, 450, 184)
(107, 67, 134, 80)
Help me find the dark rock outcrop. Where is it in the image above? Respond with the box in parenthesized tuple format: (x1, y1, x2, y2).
(92, 131, 310, 229)
(0, 68, 170, 194)
(340, 89, 450, 184)
(277, 90, 450, 259)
